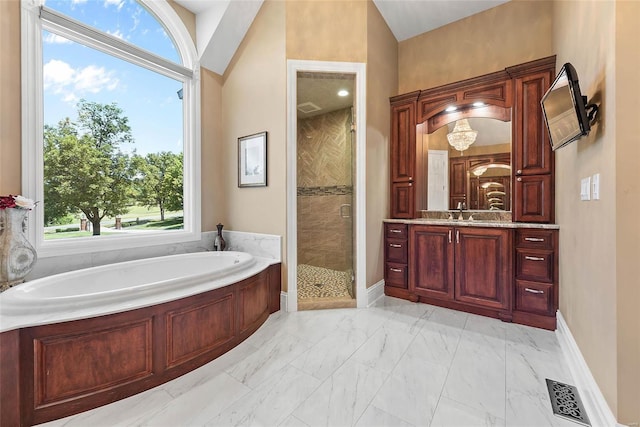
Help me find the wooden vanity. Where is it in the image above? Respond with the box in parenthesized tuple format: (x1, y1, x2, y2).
(384, 221, 558, 330)
(386, 56, 559, 330)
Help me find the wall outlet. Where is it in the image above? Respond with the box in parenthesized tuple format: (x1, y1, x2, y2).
(580, 177, 591, 201)
(591, 173, 600, 200)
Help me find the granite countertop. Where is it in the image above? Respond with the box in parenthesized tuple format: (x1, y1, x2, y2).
(384, 218, 560, 230)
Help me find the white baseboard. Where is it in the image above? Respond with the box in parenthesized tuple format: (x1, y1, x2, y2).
(280, 292, 288, 312)
(556, 311, 623, 427)
(367, 280, 385, 307)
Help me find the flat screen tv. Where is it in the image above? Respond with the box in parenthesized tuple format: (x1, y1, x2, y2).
(541, 63, 594, 151)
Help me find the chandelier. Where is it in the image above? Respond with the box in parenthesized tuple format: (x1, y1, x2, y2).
(447, 119, 478, 153)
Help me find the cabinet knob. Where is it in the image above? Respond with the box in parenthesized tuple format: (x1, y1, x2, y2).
(390, 267, 403, 273)
(524, 287, 544, 294)
(389, 243, 402, 248)
(389, 229, 402, 233)
(517, 177, 522, 182)
(524, 237, 545, 242)
(516, 169, 522, 175)
(525, 256, 545, 261)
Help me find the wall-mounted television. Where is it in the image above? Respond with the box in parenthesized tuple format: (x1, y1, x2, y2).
(541, 63, 596, 151)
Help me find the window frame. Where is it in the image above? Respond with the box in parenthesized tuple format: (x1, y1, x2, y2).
(21, 0, 201, 258)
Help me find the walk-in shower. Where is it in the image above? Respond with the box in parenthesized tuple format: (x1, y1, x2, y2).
(296, 72, 356, 310)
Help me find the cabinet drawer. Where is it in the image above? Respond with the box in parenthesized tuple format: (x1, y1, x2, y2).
(385, 223, 408, 239)
(516, 229, 555, 250)
(385, 262, 408, 289)
(385, 238, 408, 263)
(515, 280, 554, 315)
(516, 249, 553, 282)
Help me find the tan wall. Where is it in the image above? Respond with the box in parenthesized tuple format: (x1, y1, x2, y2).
(286, 0, 367, 62)
(168, 0, 196, 45)
(200, 69, 224, 232)
(220, 0, 287, 263)
(615, 2, 640, 423)
(0, 0, 21, 194)
(553, 0, 636, 422)
(398, 0, 553, 93)
(365, 0, 397, 287)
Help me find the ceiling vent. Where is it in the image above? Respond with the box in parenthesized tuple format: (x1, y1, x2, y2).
(297, 102, 322, 114)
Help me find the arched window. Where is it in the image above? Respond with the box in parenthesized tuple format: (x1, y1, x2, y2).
(21, 0, 200, 257)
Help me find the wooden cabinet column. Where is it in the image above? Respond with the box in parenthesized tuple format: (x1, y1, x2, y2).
(390, 91, 419, 218)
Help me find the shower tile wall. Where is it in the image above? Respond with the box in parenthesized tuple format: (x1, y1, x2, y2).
(297, 108, 353, 273)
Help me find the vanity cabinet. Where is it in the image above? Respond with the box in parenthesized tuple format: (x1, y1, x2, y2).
(510, 61, 556, 223)
(384, 223, 410, 296)
(410, 225, 511, 313)
(513, 228, 559, 329)
(390, 92, 420, 218)
(388, 56, 556, 223)
(383, 221, 559, 330)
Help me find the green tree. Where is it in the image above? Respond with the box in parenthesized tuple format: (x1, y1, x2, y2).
(133, 152, 183, 221)
(43, 101, 135, 235)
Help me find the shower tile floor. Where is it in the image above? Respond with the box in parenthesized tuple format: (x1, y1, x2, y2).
(297, 264, 355, 310)
(39, 296, 581, 427)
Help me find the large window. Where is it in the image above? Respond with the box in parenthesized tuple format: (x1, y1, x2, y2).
(21, 0, 200, 257)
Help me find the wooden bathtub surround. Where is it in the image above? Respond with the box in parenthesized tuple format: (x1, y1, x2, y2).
(384, 222, 558, 330)
(0, 263, 281, 427)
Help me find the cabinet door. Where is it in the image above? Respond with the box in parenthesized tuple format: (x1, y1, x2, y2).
(513, 174, 552, 223)
(448, 158, 467, 209)
(390, 102, 416, 182)
(410, 225, 455, 300)
(391, 182, 415, 219)
(513, 70, 554, 176)
(454, 227, 511, 310)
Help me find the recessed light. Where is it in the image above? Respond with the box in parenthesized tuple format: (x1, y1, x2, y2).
(445, 106, 457, 112)
(473, 102, 486, 107)
(338, 90, 349, 97)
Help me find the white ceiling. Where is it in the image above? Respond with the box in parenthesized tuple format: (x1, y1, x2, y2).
(372, 0, 510, 41)
(174, 0, 511, 74)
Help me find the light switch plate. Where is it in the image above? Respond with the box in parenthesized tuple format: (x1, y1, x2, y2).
(581, 177, 591, 201)
(592, 173, 600, 200)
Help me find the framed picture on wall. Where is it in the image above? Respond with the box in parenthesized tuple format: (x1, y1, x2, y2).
(238, 131, 267, 187)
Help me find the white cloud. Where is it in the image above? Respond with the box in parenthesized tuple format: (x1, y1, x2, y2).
(72, 0, 88, 4)
(74, 65, 119, 93)
(104, 0, 124, 11)
(43, 59, 75, 90)
(43, 33, 72, 45)
(43, 59, 119, 102)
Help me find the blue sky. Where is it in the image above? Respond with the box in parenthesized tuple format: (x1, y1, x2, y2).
(43, 0, 183, 156)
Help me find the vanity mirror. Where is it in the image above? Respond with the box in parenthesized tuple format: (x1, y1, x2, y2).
(423, 117, 511, 211)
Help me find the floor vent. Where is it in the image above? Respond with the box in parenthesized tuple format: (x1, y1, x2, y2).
(546, 379, 591, 426)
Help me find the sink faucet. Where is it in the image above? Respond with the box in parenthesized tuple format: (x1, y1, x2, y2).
(457, 201, 466, 220)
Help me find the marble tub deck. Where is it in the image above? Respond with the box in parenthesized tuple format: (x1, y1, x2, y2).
(41, 296, 579, 427)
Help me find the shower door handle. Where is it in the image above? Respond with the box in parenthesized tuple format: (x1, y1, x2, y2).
(340, 204, 351, 218)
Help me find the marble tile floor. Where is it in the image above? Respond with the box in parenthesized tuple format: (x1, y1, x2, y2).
(41, 296, 581, 427)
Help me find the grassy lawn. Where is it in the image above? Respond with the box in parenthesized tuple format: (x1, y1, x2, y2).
(45, 231, 118, 239)
(44, 209, 184, 240)
(125, 216, 183, 230)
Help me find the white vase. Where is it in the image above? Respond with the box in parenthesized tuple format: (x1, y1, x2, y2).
(0, 208, 37, 291)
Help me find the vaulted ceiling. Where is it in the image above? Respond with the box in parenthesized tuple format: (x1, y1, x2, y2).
(173, 0, 510, 75)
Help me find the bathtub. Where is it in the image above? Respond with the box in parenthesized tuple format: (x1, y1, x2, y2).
(0, 251, 281, 426)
